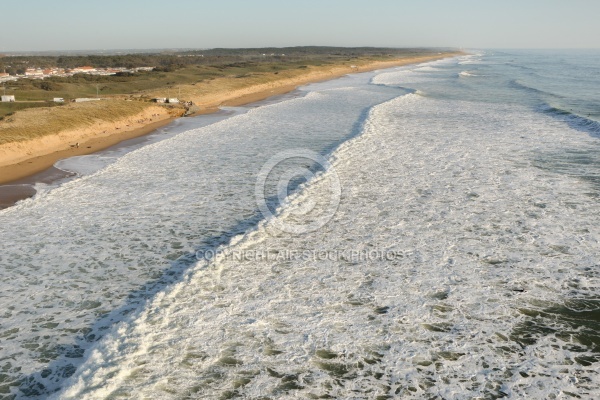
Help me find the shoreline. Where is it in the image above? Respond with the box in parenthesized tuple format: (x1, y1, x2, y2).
(0, 52, 460, 209)
(188, 53, 461, 111)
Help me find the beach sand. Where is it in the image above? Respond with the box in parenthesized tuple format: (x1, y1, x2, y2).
(0, 53, 459, 208)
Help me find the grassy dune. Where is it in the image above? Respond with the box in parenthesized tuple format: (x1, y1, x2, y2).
(0, 102, 65, 119)
(0, 100, 156, 145)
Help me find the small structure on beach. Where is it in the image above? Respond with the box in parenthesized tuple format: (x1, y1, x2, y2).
(1, 95, 15, 102)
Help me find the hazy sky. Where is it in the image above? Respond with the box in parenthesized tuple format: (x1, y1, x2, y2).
(1, 0, 598, 52)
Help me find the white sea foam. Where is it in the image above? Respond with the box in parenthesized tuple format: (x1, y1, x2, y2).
(3, 54, 600, 399)
(55, 155, 118, 176)
(414, 66, 442, 72)
(458, 53, 486, 65)
(57, 89, 600, 399)
(459, 71, 480, 78)
(0, 72, 401, 397)
(372, 69, 432, 86)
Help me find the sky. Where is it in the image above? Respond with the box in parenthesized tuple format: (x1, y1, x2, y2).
(0, 0, 598, 52)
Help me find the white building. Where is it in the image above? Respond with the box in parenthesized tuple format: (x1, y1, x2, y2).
(72, 66, 96, 73)
(74, 98, 101, 103)
(1, 95, 15, 102)
(25, 69, 44, 76)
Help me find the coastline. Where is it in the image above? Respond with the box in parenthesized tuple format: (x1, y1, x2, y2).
(0, 52, 460, 208)
(184, 54, 462, 111)
(0, 105, 178, 184)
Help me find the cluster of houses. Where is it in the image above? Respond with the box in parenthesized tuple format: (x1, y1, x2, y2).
(0, 66, 155, 83)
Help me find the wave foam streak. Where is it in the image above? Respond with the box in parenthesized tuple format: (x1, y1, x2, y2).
(59, 94, 600, 399)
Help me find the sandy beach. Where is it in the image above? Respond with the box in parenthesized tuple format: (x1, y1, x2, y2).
(0, 53, 459, 207)
(186, 54, 458, 110)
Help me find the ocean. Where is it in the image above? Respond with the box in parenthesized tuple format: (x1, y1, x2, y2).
(1, 50, 600, 399)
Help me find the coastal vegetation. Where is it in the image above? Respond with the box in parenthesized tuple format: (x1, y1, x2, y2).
(0, 46, 439, 72)
(0, 47, 442, 110)
(0, 101, 63, 120)
(0, 100, 156, 145)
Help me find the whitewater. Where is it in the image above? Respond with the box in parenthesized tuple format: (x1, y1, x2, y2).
(1, 51, 600, 399)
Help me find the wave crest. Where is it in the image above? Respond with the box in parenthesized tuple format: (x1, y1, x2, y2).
(540, 104, 600, 137)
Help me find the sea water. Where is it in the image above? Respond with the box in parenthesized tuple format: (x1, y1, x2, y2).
(1, 50, 600, 399)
